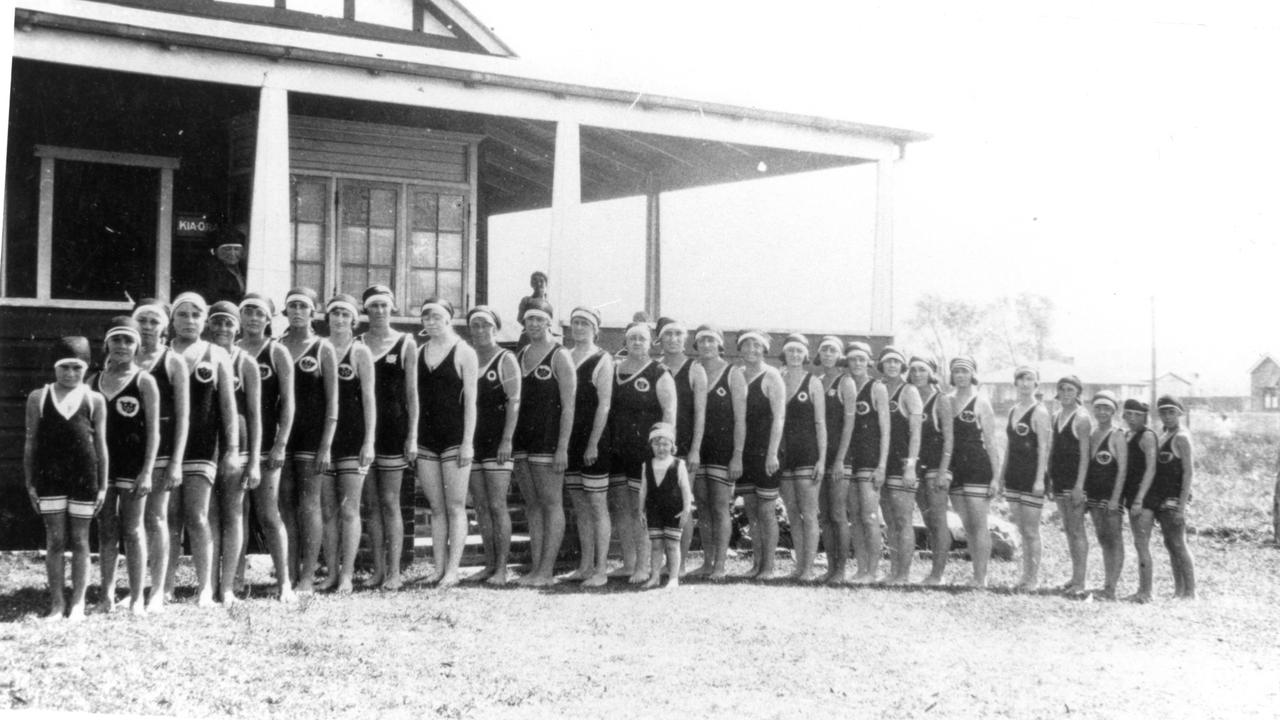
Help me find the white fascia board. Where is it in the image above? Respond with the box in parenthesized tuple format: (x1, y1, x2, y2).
(14, 26, 901, 160)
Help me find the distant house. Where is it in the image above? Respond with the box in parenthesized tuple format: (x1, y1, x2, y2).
(1249, 355, 1280, 411)
(1157, 372, 1194, 399)
(984, 361, 1149, 414)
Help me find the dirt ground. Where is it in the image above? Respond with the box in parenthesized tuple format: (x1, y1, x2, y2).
(2, 527, 1279, 719)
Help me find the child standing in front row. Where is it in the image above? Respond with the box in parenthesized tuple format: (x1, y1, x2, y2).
(638, 422, 692, 590)
(23, 337, 109, 621)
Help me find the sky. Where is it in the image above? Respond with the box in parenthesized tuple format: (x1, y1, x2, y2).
(468, 0, 1280, 395)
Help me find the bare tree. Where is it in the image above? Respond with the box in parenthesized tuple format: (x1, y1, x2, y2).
(906, 294, 987, 369)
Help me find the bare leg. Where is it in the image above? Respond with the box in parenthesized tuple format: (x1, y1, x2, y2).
(1160, 509, 1195, 598)
(663, 537, 682, 589)
(1012, 502, 1043, 591)
(182, 475, 216, 606)
(629, 487, 651, 583)
(643, 536, 663, 589)
(688, 474, 713, 576)
(278, 460, 301, 585)
(144, 487, 170, 612)
(1129, 509, 1154, 602)
(363, 469, 386, 587)
(958, 494, 991, 587)
(754, 494, 779, 579)
(779, 476, 801, 578)
(42, 512, 68, 619)
(820, 474, 850, 584)
(1057, 496, 1088, 593)
(317, 473, 339, 591)
(377, 467, 405, 590)
(219, 480, 247, 604)
(67, 516, 93, 621)
(165, 486, 184, 598)
(794, 474, 822, 580)
(1091, 507, 1123, 599)
(529, 463, 565, 584)
(743, 493, 761, 577)
(252, 466, 295, 601)
(234, 493, 250, 594)
(335, 472, 366, 593)
(418, 459, 447, 584)
(296, 471, 323, 593)
(468, 468, 495, 581)
(437, 459, 470, 587)
(584, 486, 611, 587)
(119, 490, 148, 613)
(850, 481, 883, 583)
(483, 468, 513, 585)
(678, 499, 694, 577)
(513, 460, 543, 581)
(564, 480, 594, 580)
(97, 487, 121, 612)
(608, 483, 636, 576)
(707, 479, 734, 580)
(884, 486, 915, 583)
(916, 483, 951, 585)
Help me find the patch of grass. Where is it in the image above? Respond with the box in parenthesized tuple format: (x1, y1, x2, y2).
(2, 534, 1280, 719)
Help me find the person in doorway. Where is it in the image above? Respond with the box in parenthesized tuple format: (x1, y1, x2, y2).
(202, 226, 247, 305)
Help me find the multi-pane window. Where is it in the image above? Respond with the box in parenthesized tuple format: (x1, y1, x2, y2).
(290, 175, 466, 312)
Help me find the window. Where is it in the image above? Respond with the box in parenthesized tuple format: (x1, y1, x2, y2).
(3, 146, 176, 306)
(289, 175, 467, 312)
(1265, 387, 1278, 410)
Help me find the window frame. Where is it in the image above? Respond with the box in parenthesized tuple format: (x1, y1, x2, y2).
(0, 145, 179, 309)
(290, 170, 470, 319)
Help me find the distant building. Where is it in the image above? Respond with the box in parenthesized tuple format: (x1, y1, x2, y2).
(984, 361, 1148, 414)
(1249, 355, 1280, 411)
(1156, 372, 1194, 399)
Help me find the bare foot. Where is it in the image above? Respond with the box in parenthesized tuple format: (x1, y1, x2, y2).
(513, 574, 537, 587)
(1060, 583, 1086, 596)
(795, 570, 820, 583)
(528, 575, 556, 587)
(364, 573, 385, 589)
(43, 606, 65, 622)
(381, 575, 403, 591)
(464, 568, 495, 583)
(664, 577, 680, 590)
(1125, 592, 1151, 604)
(966, 577, 988, 589)
(335, 580, 354, 595)
(295, 579, 315, 595)
(422, 572, 444, 586)
(689, 564, 713, 578)
(97, 595, 116, 614)
(67, 604, 86, 622)
(278, 586, 298, 603)
(221, 593, 240, 608)
(642, 574, 661, 589)
(582, 573, 608, 588)
(562, 568, 593, 581)
(609, 566, 634, 578)
(708, 569, 728, 581)
(485, 569, 509, 586)
(628, 571, 650, 585)
(438, 573, 460, 589)
(129, 600, 146, 616)
(144, 599, 165, 615)
(920, 573, 944, 586)
(884, 574, 910, 586)
(849, 573, 876, 585)
(754, 568, 777, 581)
(1098, 587, 1116, 601)
(315, 577, 339, 592)
(196, 591, 217, 608)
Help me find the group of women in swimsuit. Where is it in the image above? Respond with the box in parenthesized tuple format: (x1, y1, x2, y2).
(52, 289, 1197, 614)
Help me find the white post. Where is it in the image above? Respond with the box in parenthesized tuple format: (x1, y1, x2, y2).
(870, 156, 897, 336)
(247, 84, 291, 308)
(0, 16, 12, 295)
(548, 119, 581, 320)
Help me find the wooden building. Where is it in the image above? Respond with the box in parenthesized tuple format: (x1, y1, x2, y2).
(1249, 354, 1280, 412)
(0, 0, 927, 548)
(984, 361, 1149, 415)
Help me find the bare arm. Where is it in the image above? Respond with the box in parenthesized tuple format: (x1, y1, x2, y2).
(1175, 432, 1194, 511)
(91, 393, 110, 510)
(456, 342, 479, 468)
(688, 363, 707, 473)
(166, 353, 190, 488)
(1108, 429, 1128, 510)
(1132, 431, 1158, 509)
(656, 370, 677, 426)
(729, 367, 746, 481)
(763, 368, 786, 475)
(23, 391, 41, 512)
(214, 349, 241, 480)
(402, 336, 420, 464)
(977, 396, 1001, 494)
(269, 343, 295, 471)
(317, 341, 339, 472)
(498, 353, 521, 464)
(935, 394, 955, 489)
(1073, 411, 1092, 499)
(241, 353, 262, 488)
(552, 348, 577, 473)
(809, 375, 827, 480)
(137, 373, 161, 494)
(678, 460, 693, 520)
(834, 377, 856, 479)
(872, 382, 891, 488)
(586, 353, 614, 465)
(1032, 405, 1051, 496)
(902, 384, 922, 484)
(355, 344, 377, 468)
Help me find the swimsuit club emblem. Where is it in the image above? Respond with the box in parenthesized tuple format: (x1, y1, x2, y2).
(534, 365, 554, 381)
(486, 370, 499, 382)
(1096, 449, 1114, 465)
(797, 391, 809, 403)
(635, 377, 651, 393)
(386, 354, 397, 366)
(337, 363, 356, 381)
(1158, 450, 1175, 463)
(715, 386, 727, 397)
(855, 400, 871, 415)
(827, 388, 836, 397)
(959, 409, 976, 423)
(298, 356, 319, 373)
(194, 361, 215, 384)
(1015, 422, 1030, 437)
(888, 400, 900, 413)
(258, 363, 274, 381)
(115, 396, 140, 418)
